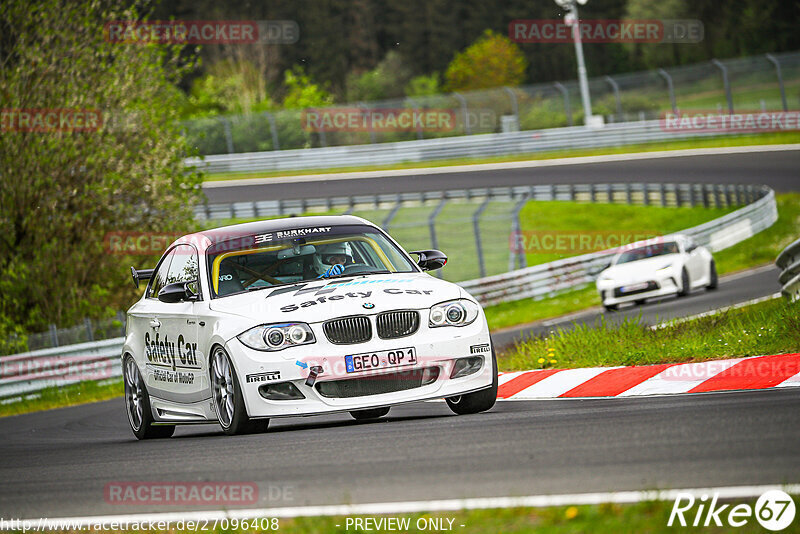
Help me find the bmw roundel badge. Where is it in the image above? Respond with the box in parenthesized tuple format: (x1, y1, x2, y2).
(363, 302, 375, 309)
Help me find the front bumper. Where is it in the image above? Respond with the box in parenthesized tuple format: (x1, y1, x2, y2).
(597, 273, 680, 306)
(225, 313, 493, 418)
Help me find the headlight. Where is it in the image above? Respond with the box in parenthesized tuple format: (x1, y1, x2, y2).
(429, 299, 479, 328)
(237, 323, 315, 351)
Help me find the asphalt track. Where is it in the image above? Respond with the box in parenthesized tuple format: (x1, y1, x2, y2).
(1, 388, 799, 519)
(203, 147, 800, 204)
(492, 264, 783, 348)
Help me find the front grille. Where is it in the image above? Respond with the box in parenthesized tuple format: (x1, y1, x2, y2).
(315, 367, 440, 398)
(323, 316, 372, 344)
(376, 311, 420, 339)
(614, 281, 659, 297)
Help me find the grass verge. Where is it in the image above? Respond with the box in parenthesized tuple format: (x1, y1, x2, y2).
(500, 297, 797, 371)
(203, 131, 800, 182)
(0, 378, 122, 418)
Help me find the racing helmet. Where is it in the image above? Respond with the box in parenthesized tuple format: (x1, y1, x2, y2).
(313, 242, 353, 275)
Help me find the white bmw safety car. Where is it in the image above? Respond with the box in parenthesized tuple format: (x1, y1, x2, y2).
(595, 234, 718, 311)
(122, 215, 497, 439)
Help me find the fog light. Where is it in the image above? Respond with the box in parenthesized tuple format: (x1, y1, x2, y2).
(450, 356, 483, 379)
(258, 382, 306, 400)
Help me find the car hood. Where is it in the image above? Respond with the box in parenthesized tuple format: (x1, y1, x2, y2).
(601, 255, 680, 280)
(209, 272, 463, 326)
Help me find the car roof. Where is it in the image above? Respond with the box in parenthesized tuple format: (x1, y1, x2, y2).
(173, 214, 376, 248)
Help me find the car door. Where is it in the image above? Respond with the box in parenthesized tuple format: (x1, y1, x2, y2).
(683, 237, 705, 285)
(142, 244, 203, 404)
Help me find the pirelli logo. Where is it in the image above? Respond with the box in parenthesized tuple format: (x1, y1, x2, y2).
(470, 343, 490, 354)
(246, 371, 281, 383)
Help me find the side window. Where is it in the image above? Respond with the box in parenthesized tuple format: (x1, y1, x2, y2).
(166, 245, 200, 296)
(148, 249, 175, 299)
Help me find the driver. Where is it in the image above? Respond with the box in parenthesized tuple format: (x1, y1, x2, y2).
(313, 242, 353, 278)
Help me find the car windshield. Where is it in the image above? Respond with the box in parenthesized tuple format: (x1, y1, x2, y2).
(615, 241, 680, 264)
(206, 224, 417, 298)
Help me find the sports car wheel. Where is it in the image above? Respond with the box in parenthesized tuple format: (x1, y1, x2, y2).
(706, 260, 718, 290)
(446, 348, 498, 415)
(211, 346, 269, 436)
(604, 303, 619, 312)
(678, 268, 691, 297)
(349, 407, 390, 420)
(124, 356, 175, 440)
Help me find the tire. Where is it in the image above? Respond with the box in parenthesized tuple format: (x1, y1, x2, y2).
(349, 407, 390, 420)
(706, 260, 718, 290)
(677, 268, 691, 297)
(123, 356, 175, 440)
(211, 346, 269, 436)
(446, 348, 498, 415)
(604, 303, 618, 312)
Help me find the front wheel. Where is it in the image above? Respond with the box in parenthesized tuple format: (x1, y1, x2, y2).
(446, 348, 498, 415)
(706, 261, 718, 290)
(123, 356, 175, 440)
(350, 407, 390, 420)
(211, 346, 269, 436)
(677, 268, 691, 297)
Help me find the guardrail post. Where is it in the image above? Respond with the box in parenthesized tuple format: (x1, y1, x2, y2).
(660, 183, 667, 207)
(604, 76, 623, 119)
(590, 183, 597, 203)
(553, 82, 573, 126)
(473, 197, 491, 278)
(606, 183, 613, 203)
(625, 183, 632, 204)
(711, 59, 734, 114)
(568, 183, 575, 201)
(503, 87, 520, 128)
(642, 184, 650, 206)
(674, 184, 682, 207)
(49, 323, 59, 347)
(452, 92, 471, 135)
(264, 112, 280, 150)
(714, 185, 722, 209)
(657, 69, 678, 115)
(429, 197, 448, 278)
(766, 54, 788, 111)
(85, 318, 94, 342)
(510, 195, 529, 271)
(221, 117, 234, 154)
(703, 184, 710, 208)
(689, 184, 696, 207)
(360, 102, 377, 144)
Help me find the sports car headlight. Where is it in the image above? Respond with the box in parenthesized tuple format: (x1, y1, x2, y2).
(429, 299, 479, 328)
(237, 323, 315, 351)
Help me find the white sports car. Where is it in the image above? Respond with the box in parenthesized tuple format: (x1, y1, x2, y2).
(595, 234, 717, 311)
(122, 215, 497, 439)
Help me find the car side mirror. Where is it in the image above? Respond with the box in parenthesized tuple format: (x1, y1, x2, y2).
(158, 281, 198, 303)
(588, 261, 612, 276)
(410, 249, 448, 271)
(686, 244, 698, 252)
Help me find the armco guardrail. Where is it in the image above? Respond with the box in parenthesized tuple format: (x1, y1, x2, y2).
(459, 186, 777, 306)
(0, 184, 777, 397)
(0, 337, 123, 398)
(187, 119, 749, 175)
(777, 238, 800, 302)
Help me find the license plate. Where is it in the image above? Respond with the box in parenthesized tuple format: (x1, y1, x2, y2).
(621, 282, 649, 293)
(345, 347, 417, 373)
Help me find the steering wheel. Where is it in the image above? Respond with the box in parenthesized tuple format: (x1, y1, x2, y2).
(342, 263, 373, 274)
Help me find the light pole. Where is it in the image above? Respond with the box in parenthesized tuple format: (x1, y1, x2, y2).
(555, 0, 599, 127)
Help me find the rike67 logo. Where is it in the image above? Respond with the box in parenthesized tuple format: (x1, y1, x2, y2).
(669, 490, 796, 531)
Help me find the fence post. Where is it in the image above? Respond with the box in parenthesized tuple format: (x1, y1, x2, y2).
(765, 54, 788, 112)
(553, 82, 573, 126)
(473, 197, 491, 278)
(503, 87, 520, 128)
(264, 112, 280, 150)
(453, 92, 470, 135)
(604, 76, 623, 119)
(85, 318, 94, 342)
(711, 59, 734, 114)
(429, 197, 448, 278)
(510, 195, 529, 270)
(382, 198, 402, 231)
(221, 117, 234, 154)
(657, 68, 678, 115)
(49, 323, 59, 347)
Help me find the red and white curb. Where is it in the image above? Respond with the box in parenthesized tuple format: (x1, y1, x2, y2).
(497, 353, 800, 400)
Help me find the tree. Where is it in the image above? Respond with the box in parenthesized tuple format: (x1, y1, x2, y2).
(0, 0, 203, 335)
(444, 30, 528, 92)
